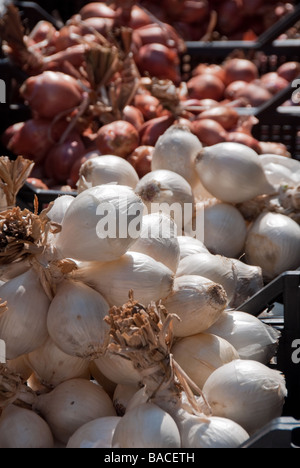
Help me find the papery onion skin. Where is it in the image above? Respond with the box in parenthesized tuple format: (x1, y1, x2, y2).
(223, 58, 259, 86)
(127, 145, 154, 178)
(0, 405, 54, 449)
(202, 359, 287, 435)
(136, 43, 181, 84)
(192, 119, 228, 146)
(112, 402, 181, 448)
(66, 416, 121, 448)
(187, 74, 225, 101)
(139, 115, 175, 147)
(197, 106, 239, 131)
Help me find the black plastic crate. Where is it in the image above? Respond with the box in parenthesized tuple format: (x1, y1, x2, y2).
(240, 417, 300, 448)
(239, 271, 300, 420)
(181, 3, 300, 78)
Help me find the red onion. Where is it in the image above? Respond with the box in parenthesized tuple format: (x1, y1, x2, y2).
(127, 145, 154, 178)
(133, 94, 164, 121)
(192, 64, 226, 83)
(277, 62, 300, 82)
(260, 73, 289, 95)
(20, 71, 84, 119)
(197, 106, 239, 130)
(79, 3, 116, 20)
(81, 17, 115, 35)
(133, 23, 182, 51)
(42, 44, 88, 70)
(5, 119, 67, 164)
(216, 0, 245, 35)
(26, 178, 49, 190)
(224, 81, 248, 100)
(136, 43, 181, 84)
(180, 0, 209, 24)
(139, 114, 175, 146)
(29, 20, 58, 45)
(44, 133, 85, 184)
(223, 58, 259, 86)
(235, 83, 273, 107)
(67, 151, 97, 188)
(187, 74, 225, 101)
(95, 121, 140, 158)
(129, 5, 152, 29)
(192, 119, 228, 146)
(122, 105, 145, 130)
(226, 132, 261, 153)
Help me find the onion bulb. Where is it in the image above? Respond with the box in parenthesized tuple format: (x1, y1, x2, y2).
(177, 235, 209, 260)
(0, 269, 50, 359)
(0, 405, 54, 448)
(27, 337, 90, 388)
(34, 378, 116, 444)
(171, 333, 239, 389)
(129, 212, 180, 272)
(112, 402, 181, 448)
(66, 416, 121, 448)
(55, 184, 144, 262)
(198, 201, 247, 258)
(259, 154, 300, 187)
(77, 155, 139, 193)
(195, 142, 274, 203)
(151, 125, 203, 188)
(72, 251, 174, 306)
(206, 310, 280, 364)
(202, 360, 287, 435)
(93, 353, 141, 386)
(47, 279, 110, 359)
(113, 383, 140, 416)
(135, 169, 194, 231)
(244, 212, 300, 280)
(162, 275, 227, 337)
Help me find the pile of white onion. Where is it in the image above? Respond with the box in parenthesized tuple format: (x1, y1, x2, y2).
(0, 129, 297, 448)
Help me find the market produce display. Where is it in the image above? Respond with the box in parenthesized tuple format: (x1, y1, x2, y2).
(0, 0, 299, 450)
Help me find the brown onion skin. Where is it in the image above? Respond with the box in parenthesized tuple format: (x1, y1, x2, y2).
(216, 0, 245, 35)
(224, 81, 248, 100)
(122, 105, 145, 130)
(133, 23, 182, 51)
(136, 43, 181, 84)
(277, 62, 300, 82)
(192, 64, 226, 84)
(67, 152, 97, 188)
(133, 94, 164, 121)
(129, 5, 152, 29)
(29, 20, 58, 45)
(192, 119, 228, 146)
(20, 71, 83, 119)
(44, 133, 85, 184)
(197, 106, 239, 131)
(180, 0, 209, 24)
(223, 58, 259, 86)
(6, 119, 68, 164)
(127, 145, 154, 178)
(187, 74, 225, 101)
(26, 178, 49, 190)
(226, 131, 261, 153)
(95, 121, 140, 159)
(139, 115, 175, 146)
(235, 83, 273, 107)
(260, 73, 289, 95)
(79, 3, 116, 20)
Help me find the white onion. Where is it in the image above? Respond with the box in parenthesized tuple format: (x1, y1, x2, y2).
(135, 169, 194, 232)
(47, 279, 110, 359)
(202, 359, 287, 435)
(77, 155, 139, 193)
(0, 405, 54, 448)
(151, 124, 203, 188)
(92, 353, 141, 386)
(259, 154, 300, 186)
(206, 310, 280, 364)
(34, 378, 117, 444)
(66, 416, 121, 448)
(162, 275, 227, 337)
(245, 211, 300, 280)
(73, 251, 174, 306)
(113, 383, 140, 416)
(0, 269, 50, 359)
(199, 202, 247, 258)
(177, 235, 209, 260)
(171, 332, 239, 389)
(112, 402, 181, 448)
(129, 212, 180, 272)
(176, 252, 237, 303)
(195, 142, 274, 203)
(27, 336, 90, 388)
(55, 184, 144, 262)
(46, 195, 75, 224)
